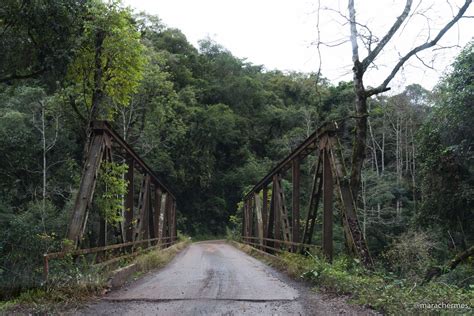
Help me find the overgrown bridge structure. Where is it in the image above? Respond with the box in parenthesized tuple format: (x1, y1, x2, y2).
(43, 120, 373, 281)
(241, 122, 373, 268)
(43, 121, 178, 280)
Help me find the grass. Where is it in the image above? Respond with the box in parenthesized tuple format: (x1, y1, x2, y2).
(0, 240, 190, 314)
(232, 242, 474, 315)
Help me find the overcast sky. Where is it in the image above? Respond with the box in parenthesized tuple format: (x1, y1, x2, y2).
(123, 0, 473, 92)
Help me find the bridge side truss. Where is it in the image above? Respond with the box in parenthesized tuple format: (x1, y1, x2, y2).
(242, 123, 373, 268)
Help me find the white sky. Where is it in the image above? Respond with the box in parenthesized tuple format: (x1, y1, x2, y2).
(123, 0, 473, 93)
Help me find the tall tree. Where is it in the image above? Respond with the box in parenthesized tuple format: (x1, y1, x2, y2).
(345, 0, 472, 197)
(66, 0, 145, 127)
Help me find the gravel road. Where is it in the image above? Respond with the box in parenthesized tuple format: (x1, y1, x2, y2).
(76, 241, 374, 315)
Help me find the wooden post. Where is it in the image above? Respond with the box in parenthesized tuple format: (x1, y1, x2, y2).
(292, 159, 300, 251)
(124, 157, 134, 243)
(322, 149, 334, 262)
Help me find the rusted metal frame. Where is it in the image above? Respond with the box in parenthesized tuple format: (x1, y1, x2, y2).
(292, 159, 300, 252)
(244, 236, 322, 250)
(94, 239, 176, 268)
(161, 193, 169, 241)
(241, 204, 246, 239)
(92, 121, 175, 200)
(244, 240, 284, 254)
(43, 236, 174, 282)
(147, 183, 155, 242)
(154, 187, 162, 244)
(171, 198, 177, 242)
(46, 236, 173, 260)
(322, 144, 334, 262)
(251, 196, 256, 240)
(273, 174, 281, 249)
(67, 131, 106, 247)
(164, 192, 173, 243)
(262, 186, 269, 247)
(266, 184, 275, 250)
(301, 151, 323, 246)
(327, 134, 374, 268)
(254, 192, 264, 247)
(277, 175, 292, 247)
(245, 199, 252, 237)
(159, 192, 167, 240)
(124, 156, 134, 243)
(134, 175, 151, 243)
(243, 122, 337, 201)
(99, 133, 114, 248)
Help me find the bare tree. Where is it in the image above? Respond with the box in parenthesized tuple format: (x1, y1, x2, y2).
(32, 99, 60, 231)
(345, 0, 472, 197)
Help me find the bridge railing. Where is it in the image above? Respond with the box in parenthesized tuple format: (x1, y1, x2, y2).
(241, 122, 373, 268)
(44, 121, 178, 281)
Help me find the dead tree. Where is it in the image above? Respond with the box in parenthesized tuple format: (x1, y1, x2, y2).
(345, 0, 472, 197)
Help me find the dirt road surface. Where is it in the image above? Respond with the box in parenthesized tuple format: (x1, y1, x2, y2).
(76, 241, 372, 315)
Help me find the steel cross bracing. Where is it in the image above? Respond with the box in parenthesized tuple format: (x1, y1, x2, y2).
(45, 121, 178, 271)
(241, 122, 373, 268)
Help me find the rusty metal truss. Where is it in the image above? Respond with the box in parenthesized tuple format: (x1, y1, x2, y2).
(65, 121, 177, 250)
(242, 122, 373, 268)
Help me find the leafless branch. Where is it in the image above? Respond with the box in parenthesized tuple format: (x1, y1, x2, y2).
(348, 0, 360, 63)
(415, 53, 435, 69)
(362, 0, 413, 72)
(366, 0, 472, 97)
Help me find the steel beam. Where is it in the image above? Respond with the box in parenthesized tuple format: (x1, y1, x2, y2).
(124, 156, 134, 242)
(91, 121, 174, 199)
(322, 149, 334, 261)
(67, 132, 105, 247)
(292, 158, 300, 250)
(243, 122, 337, 200)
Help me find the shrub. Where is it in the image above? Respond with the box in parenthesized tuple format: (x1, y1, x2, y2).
(384, 230, 436, 282)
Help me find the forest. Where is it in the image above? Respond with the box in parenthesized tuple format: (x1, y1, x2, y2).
(0, 0, 472, 311)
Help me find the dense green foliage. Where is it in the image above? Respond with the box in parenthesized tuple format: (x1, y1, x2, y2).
(279, 251, 473, 314)
(0, 0, 472, 308)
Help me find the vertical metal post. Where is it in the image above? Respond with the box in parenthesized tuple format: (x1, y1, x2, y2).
(161, 193, 169, 244)
(254, 192, 264, 247)
(148, 184, 155, 241)
(248, 199, 252, 242)
(143, 178, 150, 244)
(66, 131, 105, 248)
(154, 187, 162, 243)
(242, 201, 246, 241)
(124, 157, 134, 242)
(322, 149, 334, 262)
(165, 192, 173, 242)
(292, 158, 300, 251)
(262, 187, 268, 243)
(172, 199, 177, 242)
(273, 174, 281, 249)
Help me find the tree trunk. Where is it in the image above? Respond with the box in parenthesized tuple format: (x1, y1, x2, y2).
(89, 29, 106, 124)
(350, 62, 368, 198)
